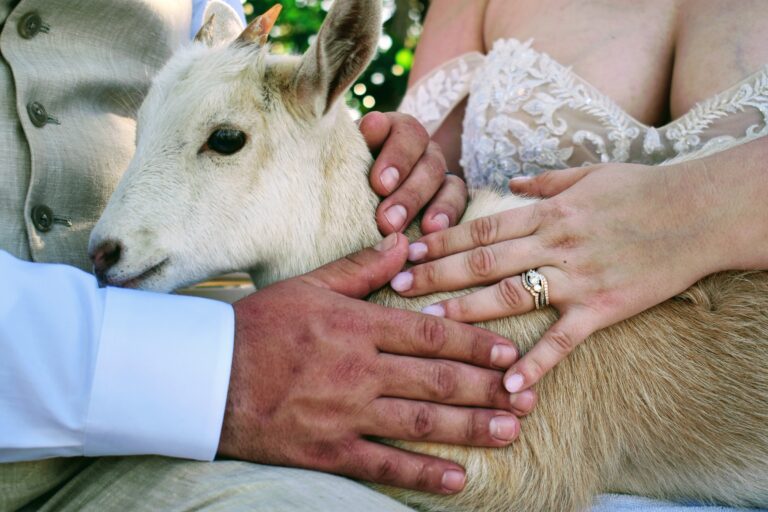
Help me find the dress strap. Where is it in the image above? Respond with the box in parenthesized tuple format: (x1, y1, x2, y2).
(398, 52, 485, 136)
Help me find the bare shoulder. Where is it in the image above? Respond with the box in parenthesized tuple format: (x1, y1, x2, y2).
(671, 0, 768, 117)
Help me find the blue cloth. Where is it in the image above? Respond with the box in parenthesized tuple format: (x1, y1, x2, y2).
(593, 495, 768, 511)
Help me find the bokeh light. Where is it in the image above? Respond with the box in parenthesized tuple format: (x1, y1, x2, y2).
(242, 0, 429, 115)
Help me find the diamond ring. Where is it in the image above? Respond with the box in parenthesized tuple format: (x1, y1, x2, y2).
(521, 269, 550, 310)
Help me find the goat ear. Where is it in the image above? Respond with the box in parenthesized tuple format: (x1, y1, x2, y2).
(293, 0, 382, 116)
(194, 0, 245, 47)
(236, 4, 282, 46)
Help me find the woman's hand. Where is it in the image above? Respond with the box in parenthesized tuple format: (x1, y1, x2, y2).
(359, 111, 468, 235)
(389, 162, 724, 395)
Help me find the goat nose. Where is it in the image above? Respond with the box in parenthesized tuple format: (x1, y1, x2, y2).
(90, 240, 122, 282)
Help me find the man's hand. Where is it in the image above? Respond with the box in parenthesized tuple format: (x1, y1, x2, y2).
(218, 234, 525, 495)
(360, 112, 468, 236)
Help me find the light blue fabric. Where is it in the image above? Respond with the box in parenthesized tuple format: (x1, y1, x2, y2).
(592, 494, 768, 511)
(0, 251, 234, 462)
(191, 0, 246, 37)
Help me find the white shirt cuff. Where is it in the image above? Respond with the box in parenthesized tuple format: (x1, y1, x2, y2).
(83, 287, 234, 461)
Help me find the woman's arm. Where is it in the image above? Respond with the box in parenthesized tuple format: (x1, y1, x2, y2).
(390, 135, 768, 394)
(409, 0, 488, 174)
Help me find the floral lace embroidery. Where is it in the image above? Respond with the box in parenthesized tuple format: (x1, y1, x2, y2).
(399, 38, 768, 190)
(398, 52, 484, 137)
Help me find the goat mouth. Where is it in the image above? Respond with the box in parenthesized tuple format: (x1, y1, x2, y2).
(105, 259, 169, 289)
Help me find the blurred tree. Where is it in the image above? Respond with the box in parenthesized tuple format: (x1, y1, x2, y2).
(244, 0, 429, 117)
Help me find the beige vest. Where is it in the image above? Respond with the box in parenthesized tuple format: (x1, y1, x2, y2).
(0, 0, 191, 271)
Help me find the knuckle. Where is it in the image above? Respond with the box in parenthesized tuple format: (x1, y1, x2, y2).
(547, 329, 578, 355)
(466, 246, 496, 278)
(338, 254, 376, 291)
(420, 316, 448, 354)
(409, 404, 436, 439)
(398, 187, 423, 209)
(308, 440, 341, 467)
(408, 118, 430, 146)
(545, 233, 582, 251)
(465, 410, 486, 442)
(429, 362, 458, 401)
(448, 175, 469, 199)
(486, 374, 501, 405)
(497, 277, 525, 310)
(537, 171, 556, 191)
(470, 216, 499, 247)
(423, 154, 446, 182)
(543, 199, 572, 221)
(524, 360, 545, 385)
(373, 456, 401, 484)
(413, 463, 432, 491)
(438, 234, 452, 257)
(418, 261, 440, 288)
(469, 335, 486, 366)
(425, 142, 448, 169)
(442, 298, 467, 319)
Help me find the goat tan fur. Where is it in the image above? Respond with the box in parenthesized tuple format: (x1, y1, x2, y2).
(90, 1, 768, 510)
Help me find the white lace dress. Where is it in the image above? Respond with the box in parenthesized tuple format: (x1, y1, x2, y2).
(399, 39, 768, 511)
(401, 38, 768, 189)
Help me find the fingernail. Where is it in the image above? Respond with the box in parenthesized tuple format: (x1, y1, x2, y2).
(408, 242, 428, 261)
(441, 469, 466, 492)
(421, 304, 445, 317)
(509, 176, 531, 184)
(489, 415, 518, 441)
(380, 167, 400, 193)
(504, 373, 525, 393)
(511, 390, 536, 411)
(433, 213, 450, 230)
(490, 345, 516, 368)
(390, 271, 413, 292)
(384, 204, 407, 231)
(374, 233, 398, 252)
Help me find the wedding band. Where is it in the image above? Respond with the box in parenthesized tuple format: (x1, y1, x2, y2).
(522, 269, 550, 310)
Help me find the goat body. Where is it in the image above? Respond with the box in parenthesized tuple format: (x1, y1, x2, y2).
(90, 1, 768, 510)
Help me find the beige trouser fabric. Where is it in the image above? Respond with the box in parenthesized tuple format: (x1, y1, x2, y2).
(0, 457, 414, 512)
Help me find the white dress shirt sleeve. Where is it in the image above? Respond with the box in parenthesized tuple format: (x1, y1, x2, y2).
(0, 251, 234, 463)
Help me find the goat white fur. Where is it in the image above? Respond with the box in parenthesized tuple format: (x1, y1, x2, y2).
(90, 1, 768, 510)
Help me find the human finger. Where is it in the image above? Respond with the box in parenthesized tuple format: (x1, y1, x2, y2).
(376, 141, 446, 233)
(373, 309, 518, 370)
(508, 167, 593, 198)
(361, 111, 430, 198)
(358, 111, 391, 153)
(509, 389, 538, 416)
(378, 354, 512, 410)
(419, 174, 468, 235)
(421, 267, 566, 323)
(363, 398, 519, 447)
(338, 440, 467, 494)
(408, 206, 541, 263)
(392, 238, 546, 297)
(300, 233, 408, 297)
(503, 310, 598, 393)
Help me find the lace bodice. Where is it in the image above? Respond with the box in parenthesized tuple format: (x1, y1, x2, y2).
(400, 39, 768, 189)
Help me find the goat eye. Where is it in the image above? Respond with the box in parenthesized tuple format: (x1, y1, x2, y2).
(205, 129, 246, 155)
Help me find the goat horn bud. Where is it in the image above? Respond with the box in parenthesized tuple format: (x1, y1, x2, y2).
(236, 4, 282, 46)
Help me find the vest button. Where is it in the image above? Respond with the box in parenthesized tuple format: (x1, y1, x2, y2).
(18, 12, 43, 39)
(31, 205, 54, 232)
(26, 101, 48, 127)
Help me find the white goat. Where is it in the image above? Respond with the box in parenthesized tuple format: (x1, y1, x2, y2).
(89, 1, 768, 511)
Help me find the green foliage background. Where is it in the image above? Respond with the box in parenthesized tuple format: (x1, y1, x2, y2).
(244, 0, 429, 116)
